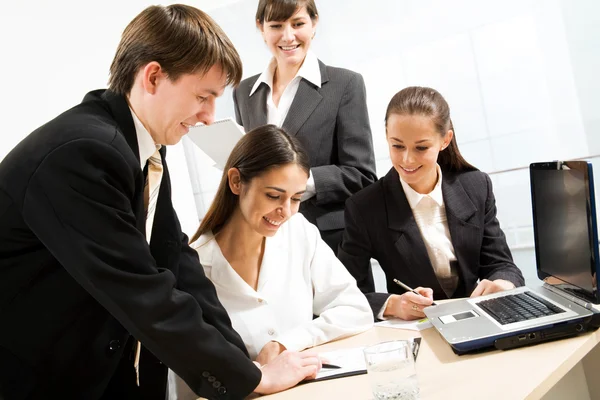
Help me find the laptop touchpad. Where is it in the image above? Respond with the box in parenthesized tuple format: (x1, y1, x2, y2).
(439, 310, 479, 324)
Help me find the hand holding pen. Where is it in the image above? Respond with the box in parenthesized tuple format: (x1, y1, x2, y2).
(393, 279, 438, 306)
(383, 279, 436, 320)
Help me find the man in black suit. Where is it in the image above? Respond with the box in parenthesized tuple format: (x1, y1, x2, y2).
(0, 5, 320, 400)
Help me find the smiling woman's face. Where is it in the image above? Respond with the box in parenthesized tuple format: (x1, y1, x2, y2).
(235, 163, 308, 237)
(386, 114, 452, 194)
(259, 5, 316, 70)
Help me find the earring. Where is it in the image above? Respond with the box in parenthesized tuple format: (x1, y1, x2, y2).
(312, 31, 316, 39)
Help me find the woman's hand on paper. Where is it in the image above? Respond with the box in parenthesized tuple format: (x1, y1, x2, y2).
(385, 287, 434, 320)
(253, 350, 322, 394)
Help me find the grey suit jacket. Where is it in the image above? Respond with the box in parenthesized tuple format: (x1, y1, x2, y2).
(338, 167, 525, 318)
(233, 60, 377, 232)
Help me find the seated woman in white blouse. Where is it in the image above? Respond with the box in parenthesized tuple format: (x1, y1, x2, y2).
(172, 125, 372, 398)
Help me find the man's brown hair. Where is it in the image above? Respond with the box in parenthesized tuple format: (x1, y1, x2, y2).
(108, 4, 242, 95)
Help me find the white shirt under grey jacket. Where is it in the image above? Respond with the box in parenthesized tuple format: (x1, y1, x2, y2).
(170, 213, 372, 399)
(249, 51, 321, 201)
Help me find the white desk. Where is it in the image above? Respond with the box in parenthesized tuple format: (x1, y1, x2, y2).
(259, 326, 600, 400)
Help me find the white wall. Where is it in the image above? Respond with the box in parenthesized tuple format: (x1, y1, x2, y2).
(199, 0, 600, 284)
(0, 0, 226, 236)
(2, 1, 599, 283)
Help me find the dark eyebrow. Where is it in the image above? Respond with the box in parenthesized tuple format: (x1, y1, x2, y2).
(266, 186, 306, 195)
(389, 138, 432, 144)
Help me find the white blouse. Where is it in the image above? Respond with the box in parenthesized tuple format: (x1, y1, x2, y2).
(191, 213, 372, 358)
(399, 165, 459, 300)
(169, 214, 372, 400)
(378, 165, 458, 318)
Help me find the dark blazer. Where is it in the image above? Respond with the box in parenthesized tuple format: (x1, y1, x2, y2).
(0, 90, 260, 400)
(338, 167, 525, 317)
(233, 60, 377, 232)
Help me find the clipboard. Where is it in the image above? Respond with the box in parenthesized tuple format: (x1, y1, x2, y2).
(186, 118, 245, 169)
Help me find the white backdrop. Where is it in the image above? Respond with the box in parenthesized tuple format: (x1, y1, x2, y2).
(2, 0, 599, 284)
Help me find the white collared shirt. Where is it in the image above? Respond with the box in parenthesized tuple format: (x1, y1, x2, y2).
(249, 50, 321, 127)
(190, 213, 372, 359)
(378, 165, 458, 319)
(129, 107, 161, 242)
(249, 52, 321, 201)
(130, 107, 161, 170)
(399, 165, 457, 281)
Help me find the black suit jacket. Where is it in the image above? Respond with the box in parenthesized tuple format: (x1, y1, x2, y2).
(233, 60, 377, 232)
(338, 167, 525, 317)
(0, 90, 260, 399)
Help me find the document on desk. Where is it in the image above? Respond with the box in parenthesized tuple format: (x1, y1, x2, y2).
(312, 346, 367, 381)
(186, 118, 245, 169)
(375, 317, 433, 331)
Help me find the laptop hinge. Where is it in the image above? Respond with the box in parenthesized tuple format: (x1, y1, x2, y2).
(542, 283, 594, 310)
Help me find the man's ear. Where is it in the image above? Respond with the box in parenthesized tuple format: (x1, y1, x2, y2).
(141, 61, 164, 95)
(228, 168, 242, 195)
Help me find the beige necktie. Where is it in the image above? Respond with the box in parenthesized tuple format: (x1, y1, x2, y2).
(135, 148, 163, 385)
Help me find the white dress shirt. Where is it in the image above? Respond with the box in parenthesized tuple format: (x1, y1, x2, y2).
(130, 107, 159, 170)
(170, 214, 372, 399)
(193, 213, 372, 358)
(249, 51, 321, 201)
(130, 108, 162, 242)
(378, 165, 458, 318)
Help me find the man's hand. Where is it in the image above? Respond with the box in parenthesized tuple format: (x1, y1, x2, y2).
(470, 279, 515, 298)
(255, 341, 286, 366)
(253, 350, 322, 395)
(384, 287, 434, 320)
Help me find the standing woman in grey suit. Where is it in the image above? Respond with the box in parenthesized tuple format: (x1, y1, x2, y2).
(233, 0, 377, 252)
(338, 87, 525, 321)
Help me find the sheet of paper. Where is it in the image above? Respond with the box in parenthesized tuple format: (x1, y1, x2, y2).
(314, 346, 366, 380)
(186, 118, 244, 169)
(375, 317, 433, 331)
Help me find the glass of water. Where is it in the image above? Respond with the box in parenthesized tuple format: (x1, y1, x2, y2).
(363, 340, 420, 400)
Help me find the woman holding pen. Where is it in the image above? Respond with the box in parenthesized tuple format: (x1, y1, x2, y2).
(338, 87, 525, 321)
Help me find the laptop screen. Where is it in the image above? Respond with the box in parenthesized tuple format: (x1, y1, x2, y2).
(530, 161, 600, 303)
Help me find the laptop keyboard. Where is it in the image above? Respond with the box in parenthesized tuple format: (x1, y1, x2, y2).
(477, 291, 566, 325)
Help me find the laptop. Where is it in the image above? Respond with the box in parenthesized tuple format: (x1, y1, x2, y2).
(425, 160, 600, 354)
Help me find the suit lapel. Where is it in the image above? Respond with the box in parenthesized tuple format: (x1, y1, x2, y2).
(101, 90, 140, 165)
(281, 61, 328, 136)
(99, 90, 146, 235)
(383, 168, 446, 297)
(442, 172, 477, 224)
(246, 81, 269, 130)
(442, 172, 480, 294)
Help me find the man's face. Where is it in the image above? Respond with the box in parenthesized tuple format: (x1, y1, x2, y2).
(145, 64, 226, 145)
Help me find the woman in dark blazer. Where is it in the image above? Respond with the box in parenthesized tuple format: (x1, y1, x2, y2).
(338, 86, 525, 321)
(233, 0, 377, 252)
